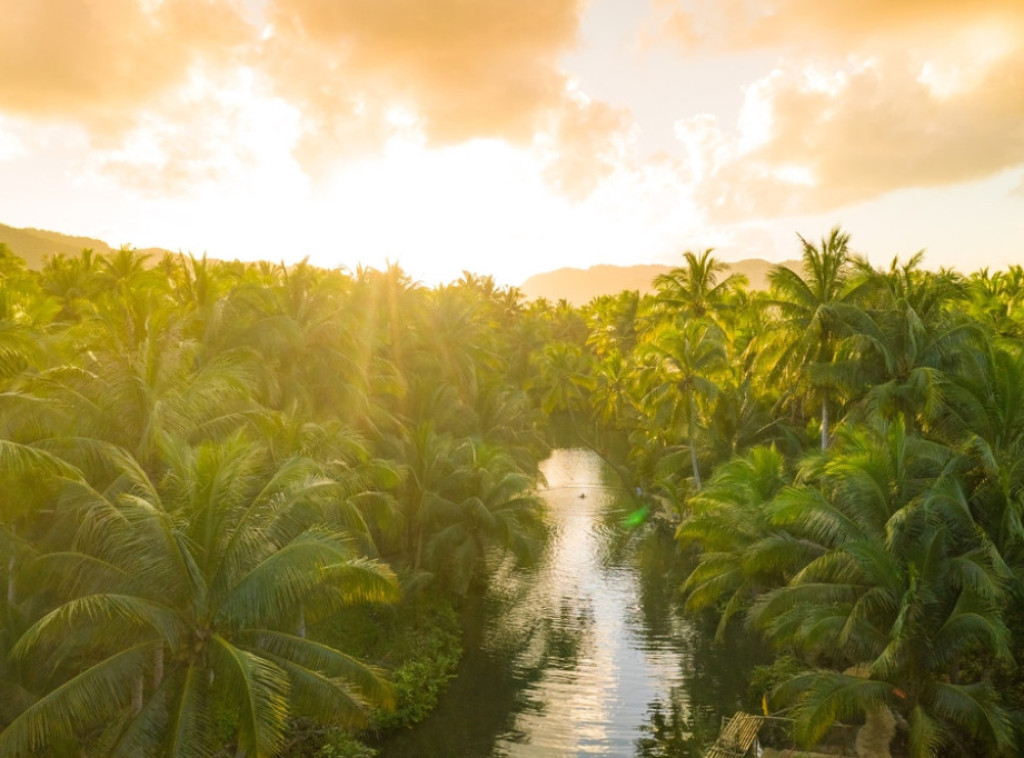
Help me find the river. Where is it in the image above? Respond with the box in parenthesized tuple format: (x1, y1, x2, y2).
(377, 448, 766, 757)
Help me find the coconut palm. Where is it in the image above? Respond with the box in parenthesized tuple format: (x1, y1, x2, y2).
(653, 248, 746, 323)
(385, 422, 475, 572)
(640, 319, 727, 490)
(38, 248, 104, 322)
(768, 226, 869, 450)
(753, 420, 1014, 757)
(529, 341, 595, 421)
(25, 302, 257, 474)
(843, 255, 977, 433)
(586, 289, 648, 359)
(425, 444, 543, 595)
(677, 446, 808, 639)
(0, 436, 398, 757)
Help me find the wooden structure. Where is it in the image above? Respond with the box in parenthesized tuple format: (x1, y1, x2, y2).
(704, 712, 765, 758)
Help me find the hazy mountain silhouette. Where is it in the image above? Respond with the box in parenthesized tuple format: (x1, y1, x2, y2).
(0, 223, 171, 269)
(520, 259, 798, 305)
(2, 222, 796, 303)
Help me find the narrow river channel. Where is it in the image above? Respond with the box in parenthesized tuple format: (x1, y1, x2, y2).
(377, 448, 765, 757)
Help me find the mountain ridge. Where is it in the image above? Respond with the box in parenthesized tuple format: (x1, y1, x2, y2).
(1, 222, 796, 305)
(519, 258, 799, 305)
(0, 222, 172, 270)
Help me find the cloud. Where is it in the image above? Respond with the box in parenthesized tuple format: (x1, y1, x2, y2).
(264, 0, 583, 144)
(540, 93, 632, 200)
(660, 0, 1024, 219)
(261, 0, 633, 197)
(0, 117, 27, 162)
(0, 0, 634, 201)
(658, 0, 1024, 54)
(85, 70, 303, 196)
(0, 0, 249, 131)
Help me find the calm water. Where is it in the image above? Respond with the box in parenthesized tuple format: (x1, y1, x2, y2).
(377, 448, 765, 758)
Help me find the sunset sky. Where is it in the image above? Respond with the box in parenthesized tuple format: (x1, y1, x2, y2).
(1, 0, 1022, 285)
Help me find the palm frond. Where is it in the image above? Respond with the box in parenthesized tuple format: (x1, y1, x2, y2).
(208, 634, 290, 758)
(0, 640, 158, 756)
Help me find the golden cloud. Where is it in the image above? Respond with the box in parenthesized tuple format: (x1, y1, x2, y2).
(0, 0, 248, 130)
(0, 0, 632, 200)
(542, 96, 632, 200)
(659, 0, 1024, 53)
(262, 0, 631, 196)
(662, 0, 1024, 219)
(265, 0, 583, 144)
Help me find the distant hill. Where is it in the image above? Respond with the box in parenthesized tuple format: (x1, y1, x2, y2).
(1, 221, 800, 302)
(0, 223, 117, 269)
(519, 258, 799, 305)
(0, 223, 172, 269)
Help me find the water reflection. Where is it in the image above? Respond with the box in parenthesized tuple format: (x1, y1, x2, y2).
(377, 449, 765, 758)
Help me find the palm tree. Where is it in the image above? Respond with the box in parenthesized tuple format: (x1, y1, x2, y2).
(640, 319, 727, 490)
(768, 226, 869, 450)
(586, 289, 647, 359)
(39, 248, 103, 322)
(752, 420, 1014, 756)
(843, 255, 976, 433)
(529, 341, 595, 421)
(0, 436, 398, 757)
(965, 265, 1024, 339)
(590, 352, 639, 430)
(425, 444, 543, 595)
(0, 290, 44, 383)
(678, 446, 807, 639)
(26, 301, 257, 474)
(386, 423, 475, 572)
(653, 248, 746, 323)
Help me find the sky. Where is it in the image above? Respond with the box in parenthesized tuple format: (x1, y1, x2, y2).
(0, 0, 1022, 286)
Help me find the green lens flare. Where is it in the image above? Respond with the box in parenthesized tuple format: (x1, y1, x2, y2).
(622, 504, 650, 529)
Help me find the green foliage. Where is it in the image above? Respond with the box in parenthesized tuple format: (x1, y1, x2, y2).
(10, 227, 1024, 757)
(0, 247, 549, 756)
(750, 655, 805, 701)
(369, 598, 462, 731)
(314, 732, 379, 758)
(591, 232, 1024, 756)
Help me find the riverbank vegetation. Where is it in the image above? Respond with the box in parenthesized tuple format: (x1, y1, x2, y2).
(0, 246, 558, 756)
(560, 229, 1024, 757)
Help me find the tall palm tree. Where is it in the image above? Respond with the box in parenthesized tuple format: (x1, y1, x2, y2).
(386, 423, 475, 572)
(768, 226, 869, 450)
(26, 302, 257, 474)
(425, 444, 543, 595)
(529, 341, 595, 421)
(586, 289, 647, 359)
(641, 319, 727, 490)
(39, 248, 103, 322)
(653, 248, 746, 323)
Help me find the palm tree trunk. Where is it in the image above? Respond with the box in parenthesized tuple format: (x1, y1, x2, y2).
(688, 397, 702, 491)
(820, 392, 830, 451)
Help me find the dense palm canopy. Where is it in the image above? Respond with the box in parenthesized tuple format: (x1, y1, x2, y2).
(6, 226, 1024, 757)
(1, 437, 400, 757)
(0, 248, 552, 756)
(575, 233, 1024, 756)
